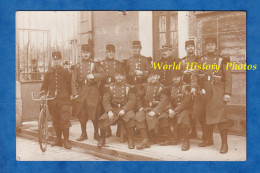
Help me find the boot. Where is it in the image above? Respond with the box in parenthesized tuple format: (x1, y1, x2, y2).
(182, 127, 190, 151)
(127, 127, 135, 149)
(136, 129, 150, 150)
(106, 127, 112, 138)
(93, 120, 100, 140)
(189, 120, 197, 139)
(199, 124, 214, 147)
(116, 125, 121, 137)
(51, 127, 63, 147)
(160, 127, 178, 146)
(63, 128, 72, 149)
(149, 130, 157, 145)
(220, 129, 228, 154)
(97, 129, 106, 148)
(77, 122, 88, 141)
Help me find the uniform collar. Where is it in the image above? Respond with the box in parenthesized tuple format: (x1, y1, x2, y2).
(50, 65, 63, 73)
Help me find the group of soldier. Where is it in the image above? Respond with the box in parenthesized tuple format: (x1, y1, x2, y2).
(40, 37, 232, 154)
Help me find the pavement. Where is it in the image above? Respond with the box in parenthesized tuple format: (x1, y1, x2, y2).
(17, 120, 247, 161)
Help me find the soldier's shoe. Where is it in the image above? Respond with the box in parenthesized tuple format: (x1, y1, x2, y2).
(77, 134, 88, 141)
(136, 139, 151, 150)
(97, 138, 106, 148)
(94, 132, 100, 140)
(220, 143, 228, 154)
(189, 131, 197, 139)
(106, 128, 112, 138)
(198, 140, 214, 147)
(128, 138, 135, 149)
(51, 139, 63, 147)
(64, 139, 72, 149)
(182, 140, 190, 151)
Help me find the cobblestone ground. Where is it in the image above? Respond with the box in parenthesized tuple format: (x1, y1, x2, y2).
(16, 137, 106, 161)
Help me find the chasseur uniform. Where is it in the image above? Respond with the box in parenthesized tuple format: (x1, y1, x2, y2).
(71, 44, 105, 141)
(40, 51, 72, 149)
(191, 37, 232, 154)
(98, 67, 136, 149)
(135, 69, 168, 149)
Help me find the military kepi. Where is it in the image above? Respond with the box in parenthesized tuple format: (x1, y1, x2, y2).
(81, 44, 91, 52)
(106, 44, 115, 52)
(185, 40, 195, 47)
(205, 37, 217, 44)
(132, 41, 141, 47)
(52, 51, 62, 60)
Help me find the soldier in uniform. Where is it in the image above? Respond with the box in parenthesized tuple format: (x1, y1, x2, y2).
(97, 67, 136, 149)
(100, 44, 124, 137)
(135, 69, 168, 149)
(161, 70, 193, 151)
(125, 41, 151, 91)
(71, 44, 105, 141)
(181, 40, 204, 139)
(40, 51, 72, 149)
(157, 44, 181, 87)
(191, 37, 232, 154)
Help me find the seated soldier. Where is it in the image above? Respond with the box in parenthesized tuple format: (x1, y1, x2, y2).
(160, 70, 193, 151)
(135, 69, 168, 149)
(97, 67, 136, 149)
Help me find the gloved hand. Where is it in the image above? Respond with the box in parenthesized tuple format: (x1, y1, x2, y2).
(108, 111, 114, 119)
(168, 109, 176, 118)
(87, 74, 95, 80)
(72, 95, 79, 99)
(201, 89, 206, 95)
(223, 94, 231, 103)
(148, 111, 156, 117)
(119, 110, 125, 116)
(191, 88, 197, 95)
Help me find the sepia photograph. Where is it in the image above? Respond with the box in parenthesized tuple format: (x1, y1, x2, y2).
(16, 11, 246, 161)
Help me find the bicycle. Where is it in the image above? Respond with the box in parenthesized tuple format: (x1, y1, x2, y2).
(31, 91, 56, 152)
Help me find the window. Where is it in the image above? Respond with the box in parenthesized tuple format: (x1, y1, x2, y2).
(153, 11, 178, 61)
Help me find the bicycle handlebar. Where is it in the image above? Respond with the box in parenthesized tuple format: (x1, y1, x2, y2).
(32, 91, 57, 101)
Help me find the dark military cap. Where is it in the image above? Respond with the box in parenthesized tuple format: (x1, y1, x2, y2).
(63, 60, 70, 65)
(161, 44, 172, 50)
(52, 51, 62, 60)
(132, 41, 142, 47)
(205, 37, 217, 44)
(185, 40, 195, 47)
(81, 44, 92, 52)
(106, 44, 115, 52)
(114, 66, 125, 75)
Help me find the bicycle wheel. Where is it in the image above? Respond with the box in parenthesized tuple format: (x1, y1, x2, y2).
(38, 109, 48, 152)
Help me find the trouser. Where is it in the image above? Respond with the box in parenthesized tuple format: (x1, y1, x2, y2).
(204, 122, 229, 142)
(49, 104, 71, 130)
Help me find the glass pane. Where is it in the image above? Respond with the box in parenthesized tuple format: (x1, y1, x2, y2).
(170, 31, 178, 48)
(170, 15, 177, 31)
(159, 33, 166, 48)
(159, 16, 166, 32)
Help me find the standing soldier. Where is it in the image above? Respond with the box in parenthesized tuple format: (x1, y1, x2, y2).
(100, 44, 124, 137)
(161, 70, 193, 151)
(157, 44, 181, 87)
(40, 51, 72, 149)
(71, 44, 105, 141)
(191, 37, 232, 154)
(135, 69, 168, 149)
(181, 40, 204, 139)
(97, 67, 136, 149)
(125, 41, 151, 91)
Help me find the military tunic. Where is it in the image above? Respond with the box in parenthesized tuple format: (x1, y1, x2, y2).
(135, 83, 168, 131)
(191, 52, 232, 125)
(125, 54, 150, 88)
(157, 56, 181, 86)
(71, 59, 105, 122)
(98, 82, 136, 129)
(168, 83, 192, 127)
(41, 66, 71, 129)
